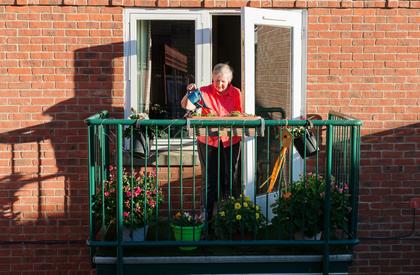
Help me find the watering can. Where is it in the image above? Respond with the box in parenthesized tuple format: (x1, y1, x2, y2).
(185, 88, 211, 111)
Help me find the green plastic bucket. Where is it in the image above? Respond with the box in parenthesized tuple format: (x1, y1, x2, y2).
(170, 224, 204, 251)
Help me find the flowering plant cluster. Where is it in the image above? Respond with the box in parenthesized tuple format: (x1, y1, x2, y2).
(288, 126, 306, 138)
(271, 173, 351, 239)
(214, 195, 266, 239)
(171, 211, 204, 227)
(92, 166, 163, 229)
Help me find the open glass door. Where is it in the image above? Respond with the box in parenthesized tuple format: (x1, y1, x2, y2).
(241, 7, 306, 221)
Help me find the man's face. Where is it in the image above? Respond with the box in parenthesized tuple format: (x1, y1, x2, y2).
(212, 74, 230, 92)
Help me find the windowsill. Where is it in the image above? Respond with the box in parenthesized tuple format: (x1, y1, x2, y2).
(123, 150, 199, 167)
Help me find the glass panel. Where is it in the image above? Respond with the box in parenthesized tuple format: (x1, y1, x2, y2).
(136, 21, 151, 114)
(254, 25, 291, 119)
(136, 20, 195, 121)
(254, 25, 292, 195)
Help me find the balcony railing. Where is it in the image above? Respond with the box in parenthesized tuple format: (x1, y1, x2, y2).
(86, 111, 361, 275)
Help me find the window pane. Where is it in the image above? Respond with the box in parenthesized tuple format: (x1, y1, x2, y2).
(254, 25, 292, 195)
(136, 20, 195, 122)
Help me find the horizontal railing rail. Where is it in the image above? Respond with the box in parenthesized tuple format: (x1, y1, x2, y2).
(87, 111, 361, 275)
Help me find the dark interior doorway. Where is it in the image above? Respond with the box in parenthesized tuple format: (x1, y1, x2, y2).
(212, 15, 241, 89)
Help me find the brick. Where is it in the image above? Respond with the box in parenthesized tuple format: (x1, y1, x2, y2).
(1, 2, 420, 275)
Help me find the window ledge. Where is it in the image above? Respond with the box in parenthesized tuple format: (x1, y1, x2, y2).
(123, 150, 199, 167)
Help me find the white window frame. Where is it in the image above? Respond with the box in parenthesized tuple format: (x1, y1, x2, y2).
(124, 7, 305, 120)
(123, 8, 306, 163)
(241, 7, 307, 220)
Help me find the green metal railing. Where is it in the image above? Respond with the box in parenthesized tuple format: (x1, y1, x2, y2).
(86, 111, 361, 274)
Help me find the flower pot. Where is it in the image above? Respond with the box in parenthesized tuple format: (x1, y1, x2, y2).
(293, 131, 318, 158)
(231, 231, 254, 241)
(170, 224, 204, 251)
(123, 225, 149, 241)
(131, 130, 152, 159)
(294, 231, 322, 240)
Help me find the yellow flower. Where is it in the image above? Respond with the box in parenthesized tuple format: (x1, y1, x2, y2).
(175, 212, 182, 218)
(256, 205, 260, 211)
(245, 196, 251, 202)
(219, 211, 225, 217)
(236, 214, 242, 220)
(256, 213, 260, 219)
(243, 202, 248, 208)
(234, 203, 241, 210)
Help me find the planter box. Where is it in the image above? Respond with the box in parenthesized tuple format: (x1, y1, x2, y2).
(186, 116, 262, 137)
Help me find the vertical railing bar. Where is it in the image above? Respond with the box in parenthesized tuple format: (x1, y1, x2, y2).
(229, 126, 233, 196)
(180, 124, 184, 239)
(265, 125, 270, 238)
(116, 124, 123, 275)
(144, 126, 149, 239)
(337, 125, 342, 184)
(278, 126, 284, 240)
(155, 125, 159, 241)
(315, 126, 320, 178)
(350, 125, 359, 238)
(104, 124, 110, 183)
(343, 125, 349, 188)
(253, 124, 258, 240)
(323, 124, 333, 275)
(217, 125, 221, 202)
(96, 126, 106, 230)
(286, 125, 293, 239)
(129, 126, 134, 236)
(205, 126, 209, 239)
(240, 124, 245, 238)
(192, 124, 197, 238)
(167, 126, 171, 240)
(88, 124, 95, 260)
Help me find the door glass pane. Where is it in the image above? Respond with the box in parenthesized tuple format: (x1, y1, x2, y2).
(254, 25, 292, 195)
(136, 20, 195, 121)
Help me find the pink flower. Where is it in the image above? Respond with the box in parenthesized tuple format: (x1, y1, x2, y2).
(134, 187, 142, 196)
(126, 191, 132, 197)
(149, 200, 156, 208)
(123, 211, 129, 217)
(104, 191, 110, 197)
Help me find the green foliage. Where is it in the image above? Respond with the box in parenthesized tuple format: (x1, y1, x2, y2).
(271, 173, 351, 239)
(171, 211, 204, 227)
(214, 195, 266, 239)
(92, 166, 163, 229)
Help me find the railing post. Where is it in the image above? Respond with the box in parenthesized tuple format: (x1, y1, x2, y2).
(88, 124, 95, 264)
(323, 124, 333, 275)
(116, 124, 124, 275)
(350, 126, 360, 238)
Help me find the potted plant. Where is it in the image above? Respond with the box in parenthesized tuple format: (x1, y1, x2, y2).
(125, 109, 154, 159)
(170, 211, 205, 250)
(271, 173, 351, 240)
(288, 124, 318, 158)
(213, 195, 266, 240)
(91, 166, 163, 241)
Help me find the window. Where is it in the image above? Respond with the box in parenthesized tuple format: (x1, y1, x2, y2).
(125, 8, 306, 209)
(125, 8, 305, 120)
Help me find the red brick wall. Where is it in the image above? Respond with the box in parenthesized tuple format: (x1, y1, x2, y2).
(0, 0, 419, 274)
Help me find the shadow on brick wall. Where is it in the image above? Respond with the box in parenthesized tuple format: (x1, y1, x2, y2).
(0, 42, 124, 242)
